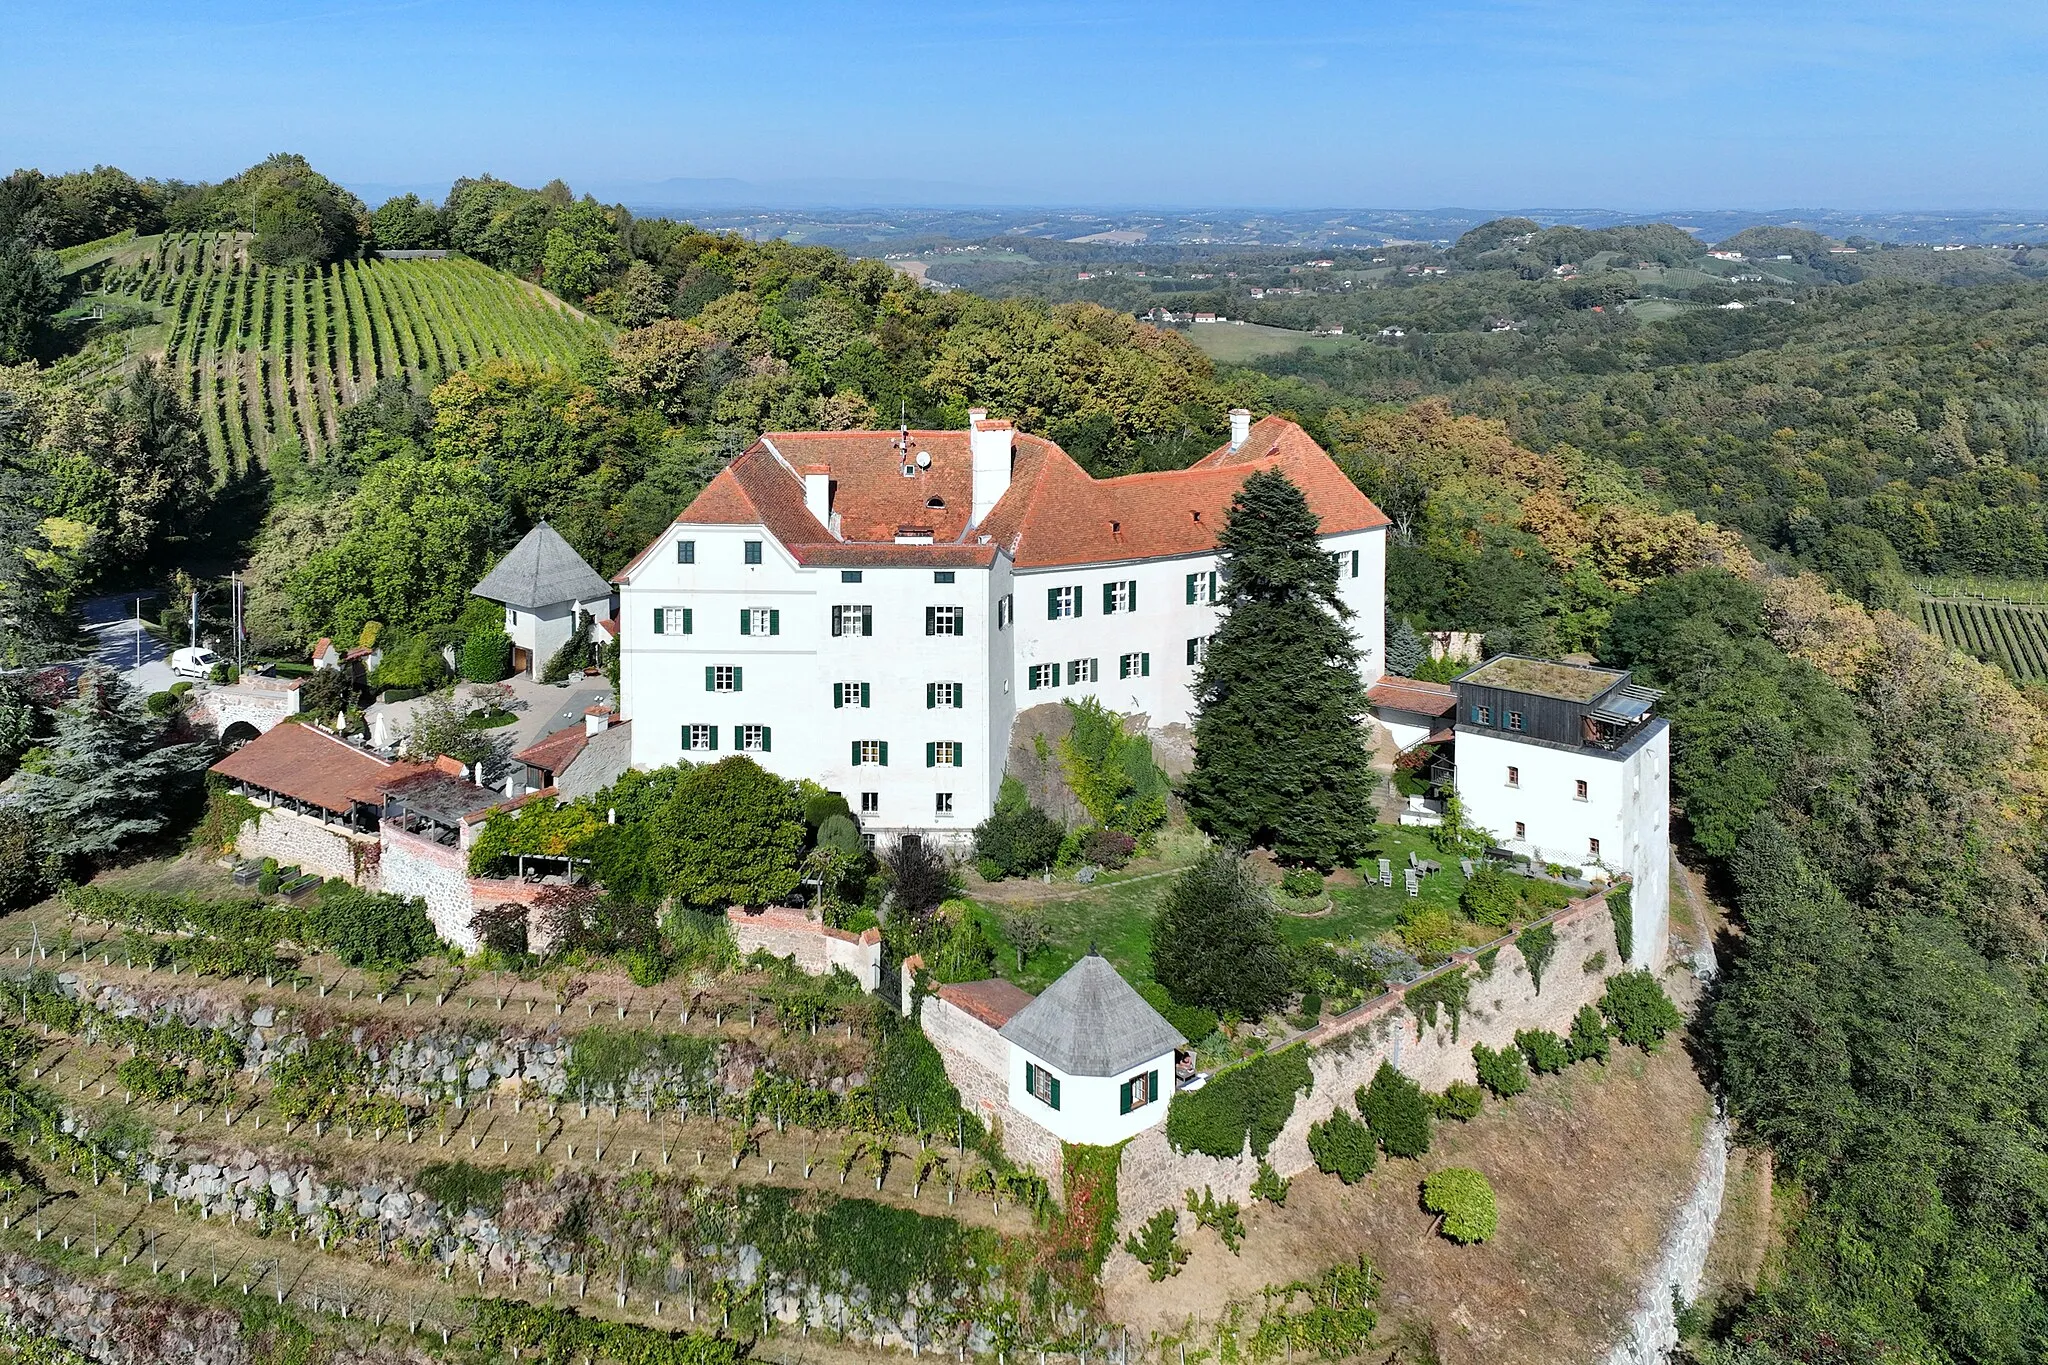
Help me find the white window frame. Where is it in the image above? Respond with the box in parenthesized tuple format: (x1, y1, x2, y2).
(929, 605, 963, 636)
(742, 606, 777, 636)
(831, 604, 873, 638)
(1027, 663, 1058, 690)
(1067, 657, 1097, 685)
(935, 792, 954, 817)
(932, 681, 958, 708)
(1051, 586, 1078, 619)
(660, 607, 690, 635)
(739, 724, 767, 753)
(711, 665, 738, 693)
(1106, 580, 1132, 614)
(856, 740, 883, 766)
(932, 741, 960, 767)
(836, 679, 868, 708)
(860, 791, 880, 815)
(684, 724, 715, 752)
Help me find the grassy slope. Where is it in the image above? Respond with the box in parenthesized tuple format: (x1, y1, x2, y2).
(1183, 320, 1361, 365)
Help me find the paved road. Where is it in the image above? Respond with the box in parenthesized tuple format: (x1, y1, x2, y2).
(79, 592, 176, 692)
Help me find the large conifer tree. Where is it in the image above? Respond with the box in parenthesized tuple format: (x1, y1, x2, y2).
(1185, 468, 1376, 866)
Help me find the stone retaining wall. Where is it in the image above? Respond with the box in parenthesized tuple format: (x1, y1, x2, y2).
(231, 808, 373, 885)
(1112, 889, 1628, 1238)
(725, 907, 882, 992)
(0, 1252, 246, 1365)
(915, 990, 1062, 1184)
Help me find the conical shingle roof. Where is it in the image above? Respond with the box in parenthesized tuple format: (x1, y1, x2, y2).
(998, 953, 1186, 1077)
(472, 523, 611, 611)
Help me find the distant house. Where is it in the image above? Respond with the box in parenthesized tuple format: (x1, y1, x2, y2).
(511, 707, 634, 800)
(1718, 300, 1747, 310)
(1708, 251, 1745, 262)
(472, 522, 615, 677)
(997, 952, 1186, 1145)
(311, 638, 344, 671)
(1368, 675, 1456, 753)
(1377, 326, 1406, 339)
(1192, 312, 1218, 323)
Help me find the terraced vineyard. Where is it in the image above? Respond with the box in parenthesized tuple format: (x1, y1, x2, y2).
(1918, 596, 2048, 683)
(91, 232, 608, 470)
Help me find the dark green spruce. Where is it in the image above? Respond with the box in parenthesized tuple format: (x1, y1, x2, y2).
(1185, 468, 1376, 867)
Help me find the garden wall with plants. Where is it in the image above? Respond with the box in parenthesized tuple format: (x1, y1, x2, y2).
(725, 908, 882, 993)
(1113, 886, 1632, 1233)
(231, 807, 374, 886)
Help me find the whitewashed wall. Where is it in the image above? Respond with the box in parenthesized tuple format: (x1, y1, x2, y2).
(1003, 1044, 1177, 1147)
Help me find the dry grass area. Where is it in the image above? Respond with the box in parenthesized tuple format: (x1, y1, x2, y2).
(1104, 1042, 1716, 1365)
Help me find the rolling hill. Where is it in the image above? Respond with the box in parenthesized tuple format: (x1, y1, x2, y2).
(63, 233, 609, 471)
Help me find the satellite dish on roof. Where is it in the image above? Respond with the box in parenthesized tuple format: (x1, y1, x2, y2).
(915, 450, 931, 469)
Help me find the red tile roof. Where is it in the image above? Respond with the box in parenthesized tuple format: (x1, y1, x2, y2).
(210, 723, 432, 815)
(1368, 677, 1458, 717)
(938, 979, 1038, 1028)
(617, 415, 1387, 579)
(514, 724, 590, 778)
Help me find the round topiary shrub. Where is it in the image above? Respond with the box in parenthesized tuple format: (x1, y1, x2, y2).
(1280, 866, 1325, 897)
(145, 690, 178, 717)
(1422, 1166, 1497, 1243)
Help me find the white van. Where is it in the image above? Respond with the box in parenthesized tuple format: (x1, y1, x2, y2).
(170, 647, 222, 679)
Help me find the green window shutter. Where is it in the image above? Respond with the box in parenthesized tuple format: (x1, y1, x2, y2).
(1141, 652, 1151, 677)
(740, 609, 751, 635)
(1072, 585, 1082, 617)
(926, 683, 936, 710)
(683, 608, 693, 634)
(1119, 655, 1129, 680)
(1047, 588, 1059, 620)
(733, 666, 742, 691)
(1102, 582, 1114, 614)
(925, 742, 936, 769)
(925, 606, 936, 636)
(1048, 1075, 1060, 1110)
(861, 682, 870, 707)
(1025, 1062, 1036, 1098)
(952, 683, 963, 709)
(653, 608, 665, 635)
(862, 606, 873, 637)
(878, 741, 888, 766)
(1118, 1079, 1131, 1115)
(708, 725, 719, 752)
(833, 683, 844, 709)
(1209, 570, 1218, 601)
(1128, 580, 1137, 612)
(952, 742, 964, 768)
(704, 665, 714, 691)
(769, 609, 780, 635)
(1149, 1070, 1159, 1102)
(851, 740, 861, 765)
(1186, 638, 1198, 665)
(1186, 573, 1197, 604)
(760, 727, 771, 753)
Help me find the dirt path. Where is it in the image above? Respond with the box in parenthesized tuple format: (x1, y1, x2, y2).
(1104, 1043, 1716, 1364)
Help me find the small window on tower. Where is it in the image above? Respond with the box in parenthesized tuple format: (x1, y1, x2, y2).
(1506, 765, 1519, 788)
(1514, 821, 1526, 840)
(1588, 837, 1601, 859)
(1575, 779, 1589, 801)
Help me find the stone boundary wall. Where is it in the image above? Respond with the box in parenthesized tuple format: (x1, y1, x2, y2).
(1112, 888, 1629, 1236)
(0, 1251, 247, 1365)
(232, 808, 373, 885)
(726, 907, 883, 992)
(913, 988, 1063, 1184)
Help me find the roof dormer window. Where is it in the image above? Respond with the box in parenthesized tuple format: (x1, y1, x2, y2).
(926, 496, 945, 509)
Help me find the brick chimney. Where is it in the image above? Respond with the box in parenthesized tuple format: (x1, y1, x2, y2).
(1228, 408, 1252, 452)
(969, 412, 1014, 528)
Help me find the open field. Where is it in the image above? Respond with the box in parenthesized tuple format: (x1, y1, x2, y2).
(62, 232, 609, 472)
(1917, 596, 2048, 682)
(1912, 574, 2048, 604)
(1182, 321, 1359, 365)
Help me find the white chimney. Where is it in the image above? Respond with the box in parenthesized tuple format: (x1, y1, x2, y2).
(969, 414, 1014, 527)
(802, 465, 832, 529)
(584, 704, 614, 736)
(1228, 408, 1252, 452)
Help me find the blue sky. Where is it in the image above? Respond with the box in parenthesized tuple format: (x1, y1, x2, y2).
(3, 0, 2043, 209)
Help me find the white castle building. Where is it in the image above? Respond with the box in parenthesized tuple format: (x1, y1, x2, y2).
(613, 409, 1389, 841)
(1449, 656, 1671, 968)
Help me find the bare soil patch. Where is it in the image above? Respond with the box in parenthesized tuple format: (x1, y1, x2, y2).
(1104, 1042, 1715, 1364)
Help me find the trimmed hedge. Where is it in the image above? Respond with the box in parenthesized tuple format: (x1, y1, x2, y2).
(1166, 1045, 1312, 1158)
